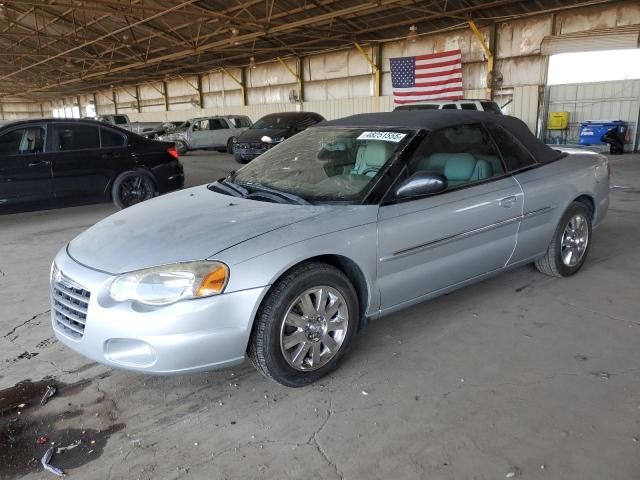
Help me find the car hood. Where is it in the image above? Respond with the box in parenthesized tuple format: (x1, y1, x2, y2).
(67, 186, 335, 274)
(236, 128, 293, 143)
(161, 131, 187, 140)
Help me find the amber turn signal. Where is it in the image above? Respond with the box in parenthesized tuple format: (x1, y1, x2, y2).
(196, 265, 229, 297)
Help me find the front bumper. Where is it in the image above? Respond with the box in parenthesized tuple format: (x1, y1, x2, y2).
(51, 248, 267, 374)
(233, 151, 262, 162)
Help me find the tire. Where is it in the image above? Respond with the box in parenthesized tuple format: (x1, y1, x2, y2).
(111, 171, 156, 210)
(175, 140, 188, 156)
(535, 201, 593, 277)
(226, 137, 236, 154)
(249, 262, 359, 387)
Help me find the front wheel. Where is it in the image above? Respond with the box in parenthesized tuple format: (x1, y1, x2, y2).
(535, 201, 593, 277)
(249, 262, 359, 387)
(111, 171, 155, 210)
(175, 140, 188, 155)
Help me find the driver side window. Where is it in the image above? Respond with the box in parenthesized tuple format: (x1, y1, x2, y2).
(407, 124, 505, 190)
(194, 120, 209, 131)
(0, 127, 45, 155)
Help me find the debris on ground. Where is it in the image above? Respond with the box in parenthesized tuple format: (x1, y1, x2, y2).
(36, 436, 49, 445)
(505, 465, 522, 477)
(41, 447, 64, 477)
(40, 385, 57, 406)
(56, 440, 81, 453)
(361, 390, 369, 396)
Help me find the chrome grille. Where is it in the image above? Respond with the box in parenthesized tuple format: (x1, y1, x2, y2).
(237, 142, 266, 150)
(52, 273, 90, 339)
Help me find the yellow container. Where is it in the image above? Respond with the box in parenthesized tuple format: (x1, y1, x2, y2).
(548, 111, 569, 130)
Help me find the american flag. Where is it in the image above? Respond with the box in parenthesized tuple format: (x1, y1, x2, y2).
(390, 49, 463, 104)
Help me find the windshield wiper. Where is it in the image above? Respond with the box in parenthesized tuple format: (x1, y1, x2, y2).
(221, 176, 249, 197)
(242, 182, 311, 206)
(207, 172, 249, 198)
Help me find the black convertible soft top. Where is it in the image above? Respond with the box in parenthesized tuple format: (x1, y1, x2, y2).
(320, 110, 560, 163)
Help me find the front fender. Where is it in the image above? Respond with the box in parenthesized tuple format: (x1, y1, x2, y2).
(218, 221, 380, 317)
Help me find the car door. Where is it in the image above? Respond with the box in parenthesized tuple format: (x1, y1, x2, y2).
(0, 124, 53, 205)
(208, 118, 230, 147)
(377, 124, 524, 311)
(484, 124, 556, 264)
(47, 122, 111, 199)
(189, 119, 210, 148)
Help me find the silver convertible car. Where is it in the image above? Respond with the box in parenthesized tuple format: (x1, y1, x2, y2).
(50, 111, 609, 387)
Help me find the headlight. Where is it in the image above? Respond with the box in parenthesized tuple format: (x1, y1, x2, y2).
(51, 262, 59, 286)
(109, 261, 229, 306)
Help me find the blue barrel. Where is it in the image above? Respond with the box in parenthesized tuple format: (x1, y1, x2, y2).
(579, 120, 627, 145)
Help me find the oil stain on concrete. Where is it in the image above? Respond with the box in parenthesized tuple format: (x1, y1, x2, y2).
(0, 378, 124, 480)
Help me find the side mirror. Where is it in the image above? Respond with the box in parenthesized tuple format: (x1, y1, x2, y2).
(394, 172, 447, 199)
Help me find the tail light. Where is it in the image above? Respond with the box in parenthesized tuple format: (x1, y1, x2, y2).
(167, 145, 179, 160)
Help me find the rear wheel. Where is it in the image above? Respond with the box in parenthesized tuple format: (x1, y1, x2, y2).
(249, 262, 358, 387)
(175, 140, 188, 155)
(226, 137, 236, 154)
(535, 201, 592, 277)
(111, 171, 155, 210)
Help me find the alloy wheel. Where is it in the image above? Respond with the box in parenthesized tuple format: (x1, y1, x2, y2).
(279, 286, 349, 371)
(118, 175, 153, 207)
(560, 213, 589, 267)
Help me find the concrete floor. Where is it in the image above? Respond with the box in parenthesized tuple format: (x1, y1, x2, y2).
(1, 151, 639, 480)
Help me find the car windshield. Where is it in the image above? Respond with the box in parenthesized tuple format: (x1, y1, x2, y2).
(251, 114, 302, 130)
(231, 127, 414, 203)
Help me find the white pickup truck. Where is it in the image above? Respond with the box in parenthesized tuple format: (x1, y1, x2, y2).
(94, 114, 163, 137)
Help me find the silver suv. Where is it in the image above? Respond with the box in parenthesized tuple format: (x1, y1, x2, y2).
(158, 115, 252, 155)
(394, 100, 502, 114)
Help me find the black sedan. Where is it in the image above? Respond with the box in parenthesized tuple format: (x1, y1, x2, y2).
(0, 118, 184, 211)
(233, 111, 325, 163)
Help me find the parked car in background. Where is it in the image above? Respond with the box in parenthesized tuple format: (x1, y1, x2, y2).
(0, 119, 183, 211)
(158, 115, 252, 155)
(233, 111, 326, 163)
(394, 99, 502, 113)
(93, 114, 164, 137)
(51, 111, 608, 387)
(142, 121, 184, 139)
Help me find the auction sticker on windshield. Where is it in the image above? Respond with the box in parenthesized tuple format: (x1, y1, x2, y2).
(357, 131, 407, 142)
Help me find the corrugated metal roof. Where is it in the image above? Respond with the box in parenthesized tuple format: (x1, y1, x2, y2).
(0, 0, 620, 101)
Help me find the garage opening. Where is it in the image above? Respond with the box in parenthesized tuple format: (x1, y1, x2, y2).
(542, 29, 640, 151)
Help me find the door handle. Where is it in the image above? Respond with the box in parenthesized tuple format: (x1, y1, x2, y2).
(28, 159, 49, 167)
(499, 196, 518, 208)
(101, 153, 112, 160)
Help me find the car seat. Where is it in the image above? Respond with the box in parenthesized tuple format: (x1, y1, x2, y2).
(443, 154, 493, 186)
(352, 141, 393, 177)
(414, 152, 450, 174)
(473, 153, 504, 175)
